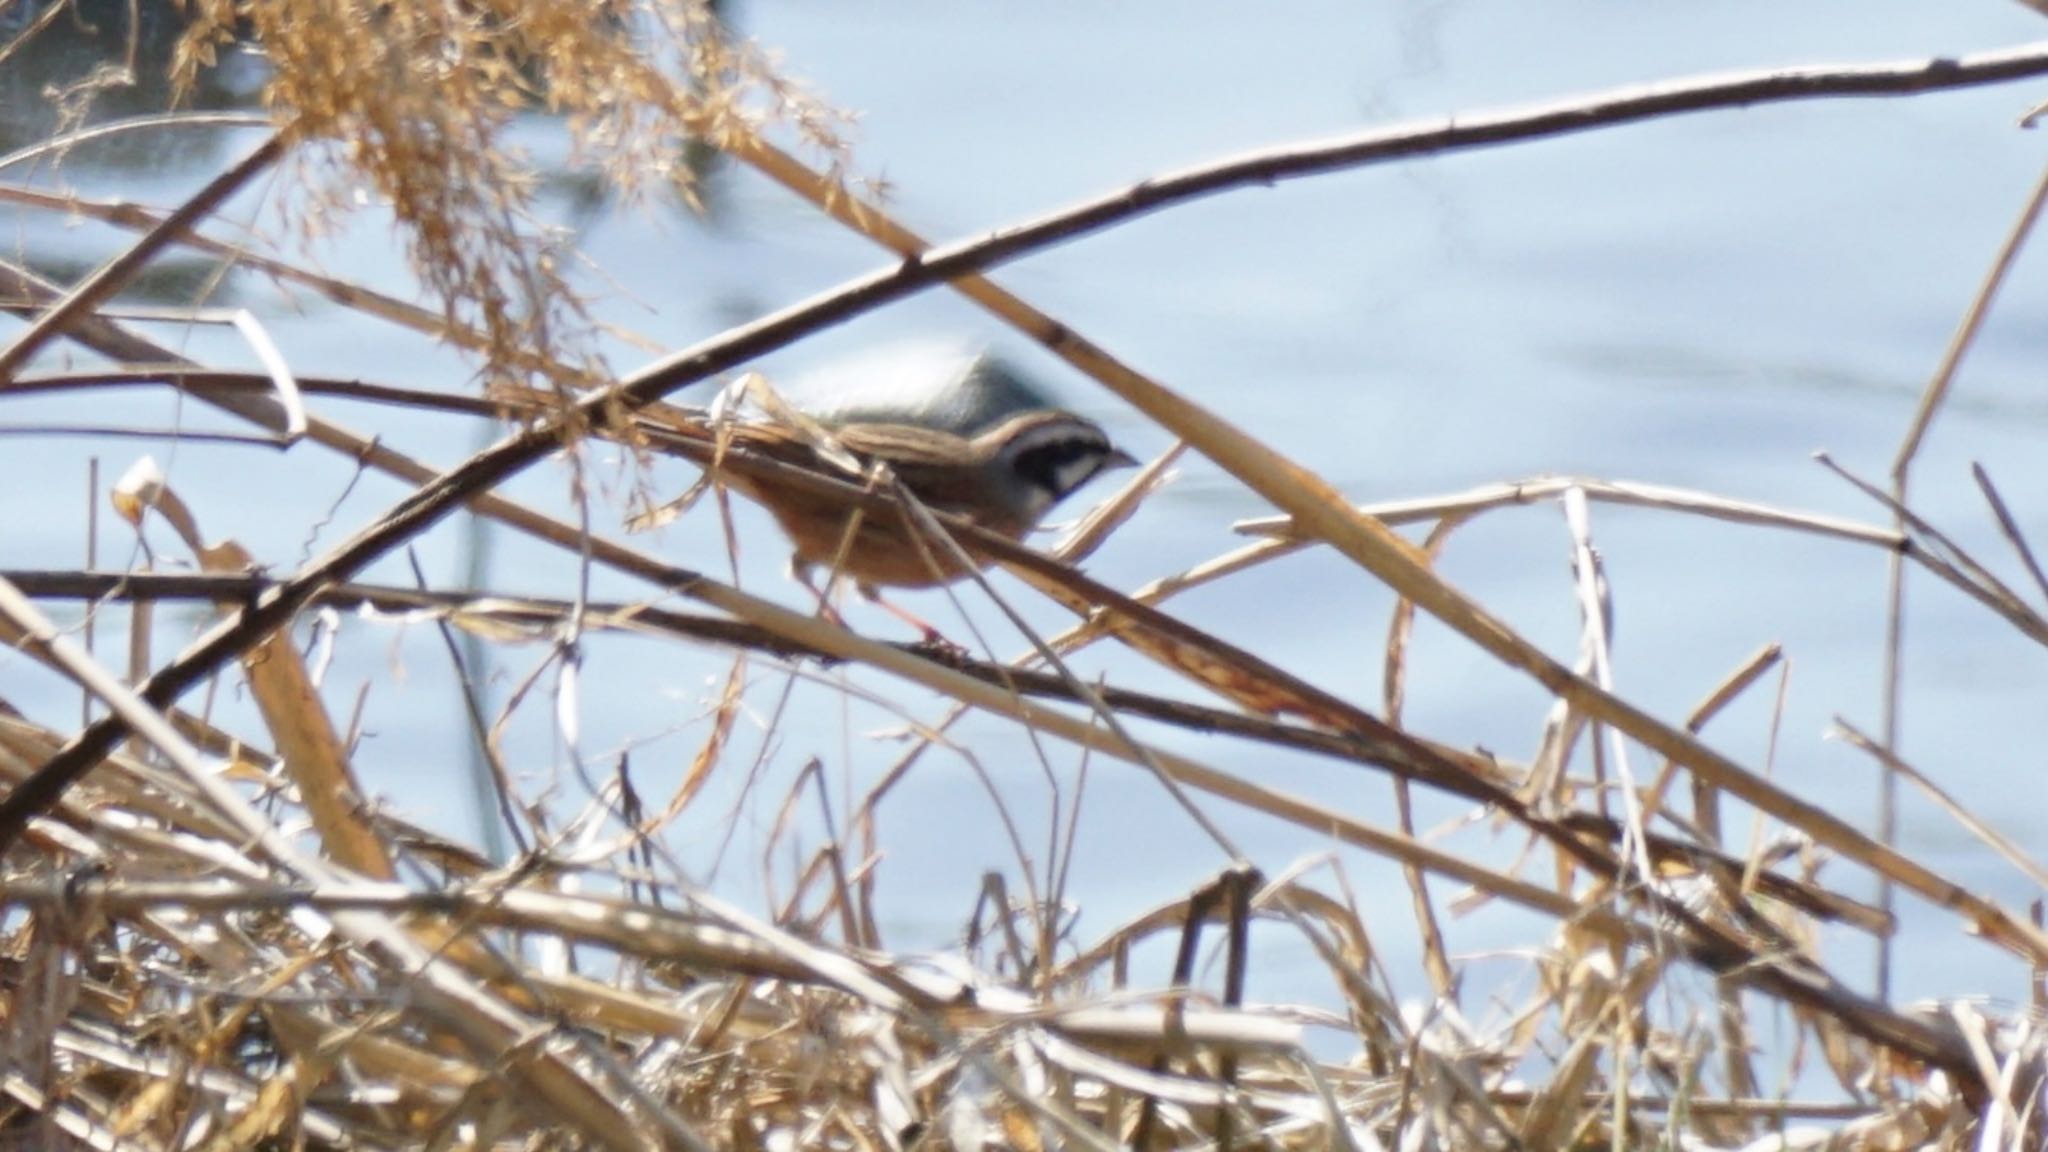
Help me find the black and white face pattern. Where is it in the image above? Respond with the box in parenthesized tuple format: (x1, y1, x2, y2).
(1002, 419, 1124, 521)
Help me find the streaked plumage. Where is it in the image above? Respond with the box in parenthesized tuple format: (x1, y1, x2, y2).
(709, 408, 1137, 589)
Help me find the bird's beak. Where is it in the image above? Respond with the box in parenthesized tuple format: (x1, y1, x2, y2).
(1104, 446, 1141, 471)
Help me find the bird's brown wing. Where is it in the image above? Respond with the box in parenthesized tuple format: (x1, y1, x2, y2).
(630, 415, 1012, 527)
(825, 422, 979, 467)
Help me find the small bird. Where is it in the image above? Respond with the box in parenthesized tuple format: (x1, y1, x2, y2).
(632, 346, 1138, 633)
(707, 406, 1138, 592)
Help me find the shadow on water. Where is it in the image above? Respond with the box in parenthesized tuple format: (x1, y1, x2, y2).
(0, 0, 264, 165)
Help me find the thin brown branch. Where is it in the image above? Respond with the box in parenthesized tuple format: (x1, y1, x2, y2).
(0, 134, 284, 382)
(0, 178, 618, 390)
(0, 367, 504, 418)
(1972, 463, 2048, 607)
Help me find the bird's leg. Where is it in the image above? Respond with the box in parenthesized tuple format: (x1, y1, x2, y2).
(856, 582, 966, 659)
(789, 558, 850, 629)
(794, 558, 963, 657)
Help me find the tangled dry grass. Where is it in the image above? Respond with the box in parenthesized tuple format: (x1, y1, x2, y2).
(6, 1, 2048, 1149)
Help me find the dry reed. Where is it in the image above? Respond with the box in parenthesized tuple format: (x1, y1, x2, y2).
(3, 2, 2048, 1149)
